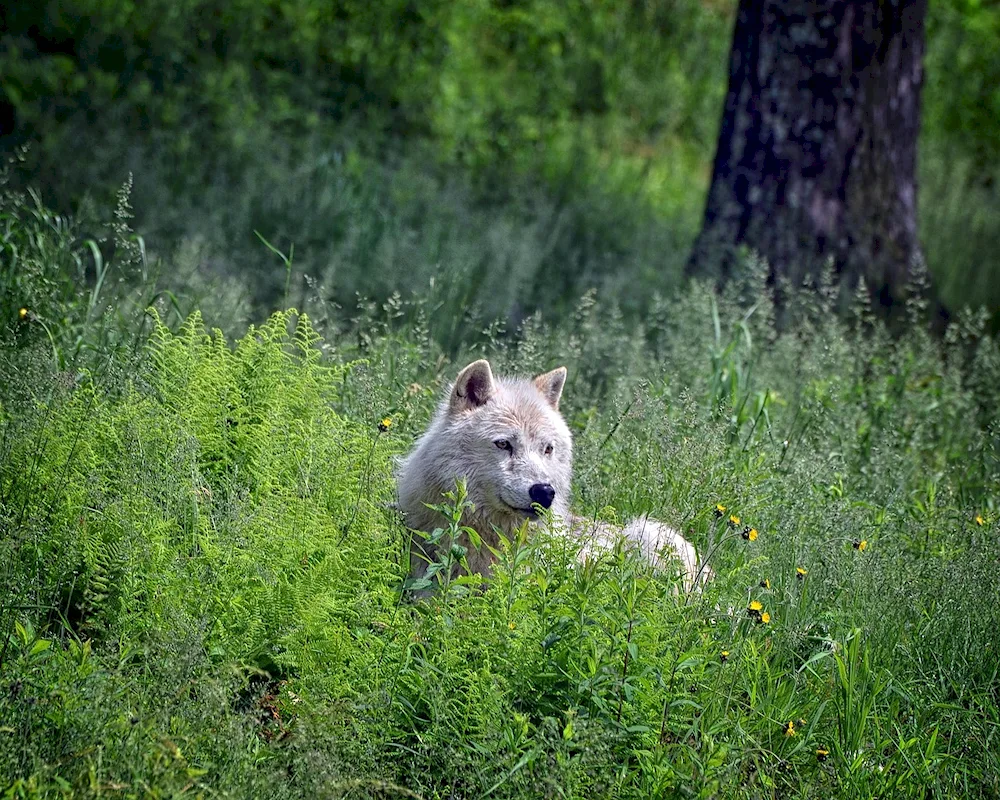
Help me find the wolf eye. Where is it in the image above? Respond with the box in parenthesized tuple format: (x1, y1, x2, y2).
(494, 439, 512, 452)
(543, 443, 554, 456)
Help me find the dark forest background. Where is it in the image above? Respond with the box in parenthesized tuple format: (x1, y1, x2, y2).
(3, 0, 998, 334)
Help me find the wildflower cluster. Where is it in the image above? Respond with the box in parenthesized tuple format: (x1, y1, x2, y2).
(714, 502, 760, 543)
(712, 503, 760, 542)
(747, 600, 771, 625)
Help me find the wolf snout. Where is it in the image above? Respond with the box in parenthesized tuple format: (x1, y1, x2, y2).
(528, 483, 556, 509)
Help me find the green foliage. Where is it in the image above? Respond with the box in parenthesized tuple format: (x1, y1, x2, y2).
(1, 0, 731, 187)
(422, 1, 729, 182)
(921, 0, 1000, 312)
(0, 161, 143, 370)
(65, 136, 687, 343)
(3, 308, 399, 668)
(3, 188, 1000, 797)
(0, 157, 248, 390)
(925, 0, 1000, 172)
(4, 0, 1000, 320)
(1, 1, 730, 327)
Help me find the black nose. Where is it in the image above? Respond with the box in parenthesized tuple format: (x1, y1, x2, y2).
(529, 483, 556, 509)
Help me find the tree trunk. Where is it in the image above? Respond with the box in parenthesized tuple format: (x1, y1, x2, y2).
(687, 0, 927, 308)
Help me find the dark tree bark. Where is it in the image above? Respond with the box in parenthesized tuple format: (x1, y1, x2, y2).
(687, 0, 927, 307)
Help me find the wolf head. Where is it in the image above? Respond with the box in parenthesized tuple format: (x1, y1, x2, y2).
(397, 360, 573, 536)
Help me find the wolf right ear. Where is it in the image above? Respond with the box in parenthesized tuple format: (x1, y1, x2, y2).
(533, 366, 567, 409)
(450, 359, 496, 413)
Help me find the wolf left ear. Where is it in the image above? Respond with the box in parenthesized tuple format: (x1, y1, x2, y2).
(450, 359, 496, 413)
(533, 366, 567, 409)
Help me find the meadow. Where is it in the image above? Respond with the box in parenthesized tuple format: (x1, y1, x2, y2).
(3, 1, 1000, 795)
(2, 167, 998, 798)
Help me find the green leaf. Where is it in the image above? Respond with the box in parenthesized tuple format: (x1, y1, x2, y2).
(29, 639, 52, 656)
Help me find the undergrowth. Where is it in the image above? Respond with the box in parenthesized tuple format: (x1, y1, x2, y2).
(2, 189, 1000, 798)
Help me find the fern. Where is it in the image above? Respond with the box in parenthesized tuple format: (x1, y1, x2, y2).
(2, 310, 400, 679)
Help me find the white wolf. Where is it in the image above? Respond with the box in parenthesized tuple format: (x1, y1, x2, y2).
(397, 360, 708, 593)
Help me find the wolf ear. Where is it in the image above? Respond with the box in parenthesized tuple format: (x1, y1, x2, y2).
(533, 366, 567, 410)
(450, 359, 496, 413)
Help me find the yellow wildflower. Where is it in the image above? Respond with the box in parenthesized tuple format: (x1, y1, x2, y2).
(714, 503, 727, 518)
(720, 650, 730, 663)
(975, 514, 985, 526)
(759, 578, 771, 590)
(796, 567, 808, 580)
(742, 526, 758, 542)
(377, 417, 393, 432)
(760, 612, 771, 624)
(747, 600, 768, 624)
(816, 748, 829, 761)
(18, 307, 29, 321)
(784, 720, 796, 737)
(852, 539, 868, 551)
(728, 514, 741, 527)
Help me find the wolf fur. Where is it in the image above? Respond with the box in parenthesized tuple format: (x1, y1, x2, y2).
(397, 359, 708, 592)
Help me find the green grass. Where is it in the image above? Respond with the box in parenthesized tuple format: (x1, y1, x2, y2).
(2, 184, 1000, 798)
